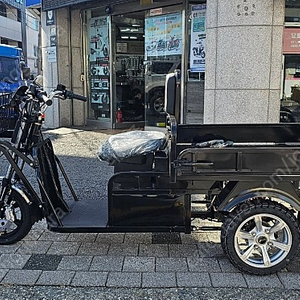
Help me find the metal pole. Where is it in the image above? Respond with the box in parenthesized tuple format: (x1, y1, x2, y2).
(21, 2, 28, 64)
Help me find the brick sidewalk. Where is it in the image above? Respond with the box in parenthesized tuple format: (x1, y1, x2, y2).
(1, 128, 300, 289)
(0, 222, 299, 288)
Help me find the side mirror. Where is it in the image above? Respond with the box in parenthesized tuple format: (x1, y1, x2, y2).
(21, 67, 31, 80)
(165, 73, 177, 115)
(165, 71, 180, 122)
(33, 75, 43, 87)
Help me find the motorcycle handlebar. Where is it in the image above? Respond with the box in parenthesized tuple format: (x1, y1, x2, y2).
(65, 90, 87, 102)
(55, 84, 87, 102)
(36, 90, 53, 106)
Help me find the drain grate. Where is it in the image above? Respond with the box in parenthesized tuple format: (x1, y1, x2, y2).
(23, 254, 63, 271)
(152, 232, 182, 244)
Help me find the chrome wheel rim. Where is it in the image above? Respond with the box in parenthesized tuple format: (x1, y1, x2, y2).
(234, 213, 292, 268)
(0, 201, 21, 235)
(153, 97, 164, 113)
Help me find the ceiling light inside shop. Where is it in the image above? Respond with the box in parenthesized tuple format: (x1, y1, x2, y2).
(130, 36, 137, 39)
(120, 28, 130, 32)
(121, 36, 129, 39)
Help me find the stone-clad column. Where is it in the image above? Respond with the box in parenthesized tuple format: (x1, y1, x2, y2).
(41, 11, 59, 129)
(204, 0, 285, 123)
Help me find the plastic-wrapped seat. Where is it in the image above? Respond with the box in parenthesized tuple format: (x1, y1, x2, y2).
(98, 130, 167, 166)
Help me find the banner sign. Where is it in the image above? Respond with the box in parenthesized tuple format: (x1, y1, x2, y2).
(145, 12, 182, 58)
(283, 28, 300, 54)
(190, 4, 206, 72)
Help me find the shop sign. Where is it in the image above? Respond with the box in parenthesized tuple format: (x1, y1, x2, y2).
(150, 8, 163, 16)
(190, 4, 206, 72)
(283, 28, 300, 54)
(46, 10, 55, 26)
(145, 12, 182, 57)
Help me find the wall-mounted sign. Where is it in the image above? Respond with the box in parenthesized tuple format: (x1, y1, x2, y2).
(50, 35, 57, 46)
(50, 27, 56, 35)
(283, 28, 300, 54)
(46, 10, 55, 26)
(46, 46, 56, 63)
(190, 4, 206, 72)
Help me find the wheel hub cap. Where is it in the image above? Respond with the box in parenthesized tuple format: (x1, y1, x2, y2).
(257, 235, 268, 245)
(234, 213, 292, 269)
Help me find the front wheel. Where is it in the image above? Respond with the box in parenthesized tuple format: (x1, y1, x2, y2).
(0, 191, 32, 245)
(221, 199, 300, 275)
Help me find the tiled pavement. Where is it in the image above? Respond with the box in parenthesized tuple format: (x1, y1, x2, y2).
(0, 222, 300, 289)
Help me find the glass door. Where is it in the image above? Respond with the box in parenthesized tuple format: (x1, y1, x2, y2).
(112, 13, 145, 129)
(144, 9, 183, 127)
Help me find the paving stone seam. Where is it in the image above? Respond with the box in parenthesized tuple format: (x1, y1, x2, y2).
(277, 272, 287, 289)
(74, 242, 81, 256)
(121, 256, 126, 271)
(35, 270, 43, 285)
(87, 255, 94, 270)
(104, 271, 109, 287)
(70, 271, 76, 285)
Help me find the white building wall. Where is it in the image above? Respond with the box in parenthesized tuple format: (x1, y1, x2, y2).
(0, 14, 22, 42)
(26, 11, 39, 75)
(0, 5, 39, 75)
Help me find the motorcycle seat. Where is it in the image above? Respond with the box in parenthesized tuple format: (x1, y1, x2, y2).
(98, 130, 167, 165)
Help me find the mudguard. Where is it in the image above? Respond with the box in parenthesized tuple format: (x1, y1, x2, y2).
(10, 184, 44, 223)
(218, 181, 300, 212)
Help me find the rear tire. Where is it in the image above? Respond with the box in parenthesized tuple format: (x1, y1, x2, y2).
(0, 191, 32, 245)
(221, 199, 300, 275)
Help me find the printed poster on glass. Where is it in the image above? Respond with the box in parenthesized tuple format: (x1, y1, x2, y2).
(88, 16, 110, 119)
(190, 4, 206, 72)
(145, 13, 182, 58)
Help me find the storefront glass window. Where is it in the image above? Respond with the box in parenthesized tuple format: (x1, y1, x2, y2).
(281, 3, 300, 123)
(144, 12, 182, 127)
(88, 15, 110, 121)
(113, 14, 145, 128)
(285, 1, 300, 23)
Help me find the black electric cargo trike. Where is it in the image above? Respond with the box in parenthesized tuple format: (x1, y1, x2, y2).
(1, 74, 300, 276)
